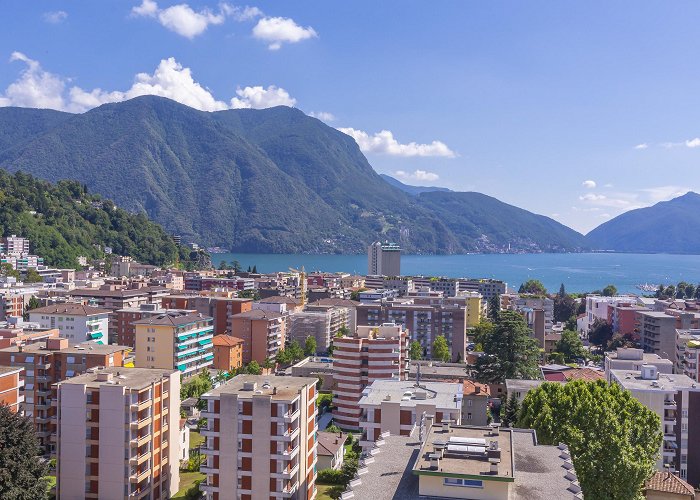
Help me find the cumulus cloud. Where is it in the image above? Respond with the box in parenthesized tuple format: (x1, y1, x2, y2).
(686, 138, 700, 148)
(394, 170, 440, 182)
(252, 16, 317, 50)
(131, 0, 251, 39)
(582, 180, 596, 189)
(308, 111, 335, 122)
(43, 11, 68, 24)
(0, 53, 295, 113)
(337, 128, 456, 158)
(230, 85, 296, 109)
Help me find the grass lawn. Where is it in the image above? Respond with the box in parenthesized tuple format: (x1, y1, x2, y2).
(316, 483, 343, 500)
(172, 471, 205, 499)
(190, 430, 205, 449)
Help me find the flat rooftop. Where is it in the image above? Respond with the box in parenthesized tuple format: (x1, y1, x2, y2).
(359, 380, 462, 410)
(0, 341, 128, 355)
(413, 425, 514, 479)
(0, 365, 22, 375)
(203, 374, 317, 401)
(59, 367, 175, 390)
(408, 362, 468, 379)
(611, 369, 698, 391)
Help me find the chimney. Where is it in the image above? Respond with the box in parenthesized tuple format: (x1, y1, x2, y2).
(489, 458, 500, 474)
(475, 385, 481, 394)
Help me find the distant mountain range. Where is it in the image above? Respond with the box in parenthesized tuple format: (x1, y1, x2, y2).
(379, 174, 452, 195)
(0, 96, 591, 254)
(586, 192, 700, 254)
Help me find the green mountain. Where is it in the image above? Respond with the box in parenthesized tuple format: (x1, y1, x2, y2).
(379, 174, 452, 196)
(0, 96, 588, 254)
(586, 192, 700, 253)
(0, 169, 191, 268)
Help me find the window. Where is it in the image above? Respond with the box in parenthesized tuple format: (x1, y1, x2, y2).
(444, 478, 483, 488)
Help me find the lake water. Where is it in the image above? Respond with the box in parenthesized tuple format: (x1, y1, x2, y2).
(210, 253, 700, 294)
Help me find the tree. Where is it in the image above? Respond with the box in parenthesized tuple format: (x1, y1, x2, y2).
(23, 296, 41, 320)
(685, 284, 696, 299)
(325, 424, 342, 434)
(251, 265, 257, 273)
(180, 370, 213, 400)
(500, 393, 521, 428)
(0, 404, 50, 499)
(608, 332, 638, 351)
(231, 260, 242, 273)
(553, 293, 577, 323)
(0, 263, 20, 279)
(244, 360, 262, 375)
(350, 288, 367, 301)
(217, 260, 228, 270)
(695, 284, 700, 300)
(288, 340, 305, 362)
(474, 310, 541, 383)
(487, 295, 500, 322)
(276, 348, 292, 366)
(518, 380, 662, 500)
(588, 319, 613, 349)
(237, 289, 260, 300)
(432, 335, 450, 362)
(23, 268, 42, 283)
(602, 284, 618, 297)
(304, 336, 317, 357)
(558, 283, 566, 298)
(556, 330, 586, 362)
(409, 340, 423, 361)
(262, 357, 275, 371)
(518, 279, 547, 295)
(471, 321, 494, 347)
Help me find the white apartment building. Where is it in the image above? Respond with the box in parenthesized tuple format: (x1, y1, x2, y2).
(604, 347, 674, 382)
(1, 234, 30, 255)
(200, 375, 318, 500)
(581, 295, 639, 333)
(367, 241, 401, 277)
(54, 367, 181, 500)
(29, 303, 110, 345)
(676, 329, 700, 382)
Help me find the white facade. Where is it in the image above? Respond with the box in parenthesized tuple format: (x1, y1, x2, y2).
(29, 309, 109, 345)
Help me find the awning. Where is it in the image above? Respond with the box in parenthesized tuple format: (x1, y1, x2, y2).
(89, 332, 103, 340)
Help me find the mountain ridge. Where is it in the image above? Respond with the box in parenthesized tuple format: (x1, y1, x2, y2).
(0, 95, 588, 254)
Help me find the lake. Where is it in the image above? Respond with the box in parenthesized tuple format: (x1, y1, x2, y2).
(210, 252, 700, 294)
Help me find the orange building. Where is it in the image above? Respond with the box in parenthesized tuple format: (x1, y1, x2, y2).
(229, 309, 285, 364)
(212, 335, 244, 371)
(0, 365, 23, 412)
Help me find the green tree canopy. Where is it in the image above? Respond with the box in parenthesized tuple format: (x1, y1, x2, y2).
(432, 335, 450, 362)
(244, 360, 262, 375)
(474, 310, 541, 383)
(180, 370, 213, 400)
(556, 330, 586, 362)
(304, 336, 317, 357)
(0, 263, 20, 279)
(602, 284, 618, 297)
(409, 340, 423, 361)
(588, 319, 614, 349)
(518, 279, 547, 295)
(288, 340, 305, 363)
(276, 348, 292, 366)
(518, 380, 662, 500)
(23, 268, 42, 283)
(553, 293, 577, 323)
(487, 294, 500, 322)
(0, 404, 50, 499)
(500, 393, 520, 428)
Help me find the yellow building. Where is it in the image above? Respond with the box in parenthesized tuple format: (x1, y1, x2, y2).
(134, 311, 214, 378)
(462, 291, 485, 328)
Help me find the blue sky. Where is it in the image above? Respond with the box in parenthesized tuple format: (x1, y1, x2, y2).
(1, 1, 700, 234)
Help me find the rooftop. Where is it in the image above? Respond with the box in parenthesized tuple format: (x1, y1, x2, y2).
(58, 366, 176, 390)
(212, 335, 244, 347)
(258, 296, 300, 305)
(505, 379, 547, 392)
(408, 362, 468, 380)
(0, 365, 22, 375)
(0, 341, 128, 355)
(203, 374, 316, 401)
(358, 380, 462, 409)
(316, 431, 346, 457)
(132, 311, 212, 327)
(611, 369, 699, 392)
(645, 471, 695, 497)
(29, 303, 111, 316)
(70, 286, 167, 298)
(463, 380, 490, 397)
(413, 424, 514, 479)
(231, 309, 283, 320)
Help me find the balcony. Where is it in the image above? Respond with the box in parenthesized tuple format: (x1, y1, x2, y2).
(272, 462, 299, 480)
(664, 400, 677, 410)
(200, 483, 219, 494)
(200, 447, 219, 456)
(200, 429, 219, 438)
(272, 444, 300, 460)
(273, 408, 300, 423)
(200, 465, 217, 475)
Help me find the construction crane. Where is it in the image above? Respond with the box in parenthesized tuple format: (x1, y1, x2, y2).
(288, 266, 307, 307)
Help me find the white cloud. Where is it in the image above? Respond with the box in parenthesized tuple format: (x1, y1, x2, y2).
(634, 143, 648, 150)
(394, 169, 440, 182)
(337, 128, 456, 158)
(252, 16, 317, 50)
(579, 193, 606, 202)
(686, 138, 700, 148)
(132, 0, 245, 39)
(308, 111, 335, 122)
(230, 85, 296, 109)
(43, 11, 68, 24)
(639, 185, 692, 203)
(582, 180, 596, 189)
(0, 53, 295, 113)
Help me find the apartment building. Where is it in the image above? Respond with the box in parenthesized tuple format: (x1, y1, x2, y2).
(54, 367, 181, 500)
(581, 295, 639, 333)
(183, 275, 255, 292)
(356, 296, 469, 362)
(358, 379, 462, 443)
(604, 347, 674, 382)
(212, 335, 244, 371)
(114, 303, 196, 348)
(0, 318, 59, 348)
(0, 365, 23, 412)
(502, 294, 554, 333)
(456, 278, 507, 300)
(229, 309, 285, 364)
(199, 375, 318, 500)
(367, 241, 401, 276)
(309, 298, 359, 334)
(163, 293, 253, 336)
(288, 305, 350, 353)
(636, 310, 678, 360)
(611, 304, 646, 335)
(1, 234, 30, 255)
(0, 292, 24, 320)
(0, 338, 128, 453)
(29, 303, 110, 345)
(333, 323, 408, 430)
(134, 312, 214, 378)
(462, 380, 491, 426)
(610, 366, 700, 484)
(676, 329, 700, 382)
(68, 285, 170, 311)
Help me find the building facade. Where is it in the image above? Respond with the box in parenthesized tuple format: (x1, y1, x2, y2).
(0, 365, 23, 412)
(367, 241, 401, 277)
(29, 304, 110, 345)
(229, 310, 285, 365)
(212, 335, 244, 372)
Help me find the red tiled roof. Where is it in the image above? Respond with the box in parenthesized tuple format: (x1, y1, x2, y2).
(463, 380, 490, 397)
(212, 335, 244, 347)
(645, 471, 695, 496)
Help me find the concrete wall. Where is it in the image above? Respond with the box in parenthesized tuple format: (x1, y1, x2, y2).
(98, 385, 127, 500)
(58, 384, 87, 500)
(418, 474, 512, 499)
